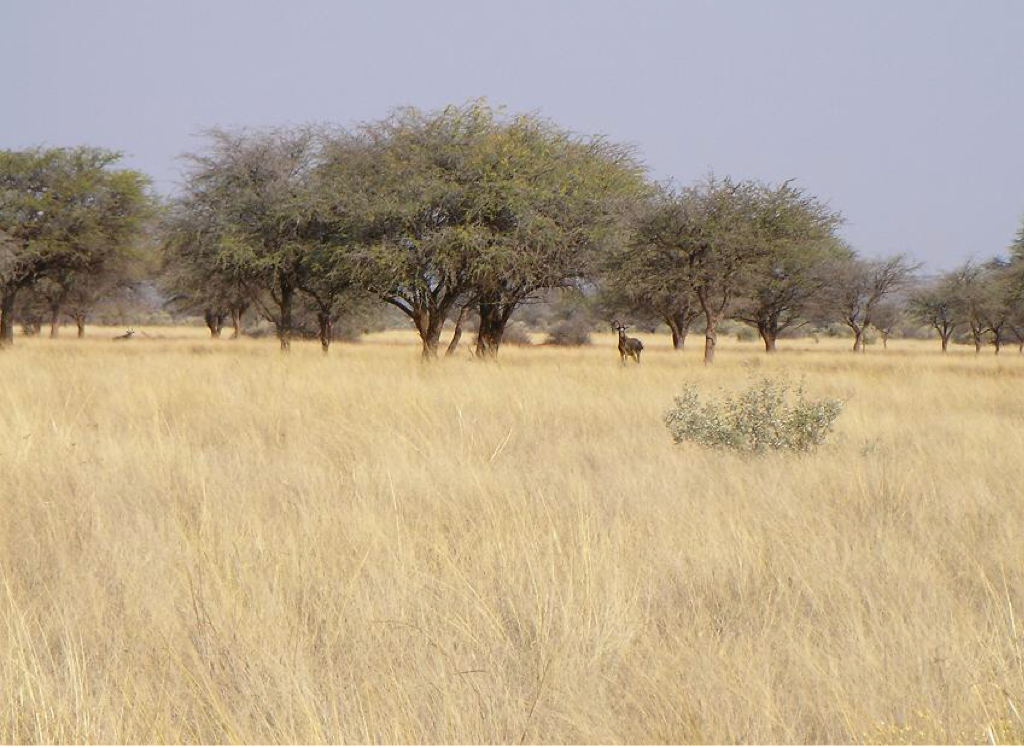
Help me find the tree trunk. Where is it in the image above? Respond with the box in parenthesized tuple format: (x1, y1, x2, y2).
(318, 312, 332, 354)
(665, 313, 689, 350)
(852, 325, 864, 353)
(757, 322, 778, 353)
(75, 314, 86, 338)
(277, 281, 294, 352)
(475, 300, 510, 358)
(204, 310, 225, 338)
(670, 324, 685, 350)
(940, 334, 949, 352)
(421, 324, 441, 359)
(230, 303, 247, 339)
(0, 289, 17, 347)
(414, 309, 444, 359)
(445, 305, 467, 357)
(49, 304, 62, 338)
(695, 291, 719, 364)
(993, 337, 1001, 355)
(702, 314, 717, 364)
(881, 332, 889, 349)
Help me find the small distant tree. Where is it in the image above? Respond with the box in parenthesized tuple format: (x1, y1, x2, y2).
(908, 277, 962, 352)
(1006, 217, 1024, 350)
(948, 261, 990, 353)
(301, 132, 381, 353)
(975, 260, 1019, 355)
(819, 254, 918, 352)
(869, 300, 904, 349)
(1008, 304, 1024, 353)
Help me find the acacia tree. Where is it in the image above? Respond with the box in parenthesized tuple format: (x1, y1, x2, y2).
(331, 103, 646, 359)
(295, 242, 367, 353)
(0, 149, 60, 345)
(598, 273, 700, 349)
(1012, 213, 1024, 261)
(630, 177, 763, 364)
(173, 128, 321, 351)
(0, 148, 149, 346)
(869, 300, 904, 349)
(22, 244, 149, 338)
(297, 132, 384, 354)
(908, 277, 962, 351)
(465, 114, 646, 357)
(600, 195, 700, 350)
(42, 165, 150, 337)
(1008, 301, 1024, 353)
(820, 253, 917, 352)
(947, 261, 990, 353)
(973, 260, 1021, 354)
(731, 181, 844, 352)
(333, 107, 482, 358)
(0, 232, 14, 333)
(161, 201, 261, 339)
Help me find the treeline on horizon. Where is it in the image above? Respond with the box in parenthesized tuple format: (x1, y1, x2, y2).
(2, 101, 1024, 361)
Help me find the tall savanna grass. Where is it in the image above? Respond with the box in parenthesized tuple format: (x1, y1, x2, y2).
(1, 328, 1023, 743)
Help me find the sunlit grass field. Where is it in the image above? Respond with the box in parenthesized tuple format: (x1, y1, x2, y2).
(1, 327, 1023, 743)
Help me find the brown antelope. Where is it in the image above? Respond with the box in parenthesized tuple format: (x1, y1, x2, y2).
(113, 328, 135, 340)
(612, 321, 643, 364)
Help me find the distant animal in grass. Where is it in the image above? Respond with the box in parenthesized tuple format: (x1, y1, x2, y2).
(113, 329, 135, 340)
(612, 321, 643, 364)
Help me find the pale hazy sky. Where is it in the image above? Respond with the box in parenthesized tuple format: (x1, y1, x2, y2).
(3, 0, 1022, 269)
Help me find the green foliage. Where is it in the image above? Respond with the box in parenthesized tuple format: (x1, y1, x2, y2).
(1, 147, 150, 286)
(609, 176, 846, 359)
(1, 147, 152, 342)
(329, 100, 648, 354)
(664, 378, 842, 453)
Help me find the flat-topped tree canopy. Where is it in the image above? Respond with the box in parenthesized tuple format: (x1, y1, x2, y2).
(320, 100, 648, 358)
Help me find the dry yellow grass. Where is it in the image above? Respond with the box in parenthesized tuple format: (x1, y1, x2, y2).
(1, 327, 1023, 744)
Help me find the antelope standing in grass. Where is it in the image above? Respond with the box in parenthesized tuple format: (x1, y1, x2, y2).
(612, 321, 643, 364)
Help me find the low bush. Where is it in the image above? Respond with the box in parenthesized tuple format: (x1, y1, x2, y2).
(664, 377, 842, 453)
